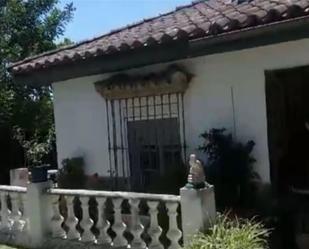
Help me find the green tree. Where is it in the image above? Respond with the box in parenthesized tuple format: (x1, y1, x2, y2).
(0, 0, 75, 182)
(57, 37, 74, 47)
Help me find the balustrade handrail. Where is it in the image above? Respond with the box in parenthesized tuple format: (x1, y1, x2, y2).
(0, 185, 27, 193)
(0, 154, 216, 249)
(47, 188, 180, 202)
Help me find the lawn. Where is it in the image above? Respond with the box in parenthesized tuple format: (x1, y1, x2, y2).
(0, 246, 17, 249)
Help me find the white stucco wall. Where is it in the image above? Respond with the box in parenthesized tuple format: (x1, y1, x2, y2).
(53, 74, 111, 175)
(53, 38, 309, 182)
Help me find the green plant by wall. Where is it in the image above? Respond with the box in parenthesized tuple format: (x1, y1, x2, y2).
(57, 157, 86, 189)
(199, 128, 257, 208)
(186, 214, 270, 249)
(13, 126, 55, 167)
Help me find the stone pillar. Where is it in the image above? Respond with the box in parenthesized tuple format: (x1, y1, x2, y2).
(26, 181, 53, 248)
(180, 186, 216, 244)
(180, 154, 216, 245)
(10, 168, 29, 187)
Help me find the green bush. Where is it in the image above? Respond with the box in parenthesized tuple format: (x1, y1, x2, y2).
(57, 157, 86, 189)
(199, 128, 257, 207)
(186, 215, 270, 249)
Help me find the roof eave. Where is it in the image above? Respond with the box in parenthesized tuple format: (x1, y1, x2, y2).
(12, 16, 309, 86)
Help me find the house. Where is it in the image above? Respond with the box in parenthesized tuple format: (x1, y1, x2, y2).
(8, 0, 309, 192)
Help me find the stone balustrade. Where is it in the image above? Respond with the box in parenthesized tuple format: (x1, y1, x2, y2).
(0, 185, 28, 247)
(0, 184, 215, 249)
(46, 188, 182, 249)
(0, 155, 216, 249)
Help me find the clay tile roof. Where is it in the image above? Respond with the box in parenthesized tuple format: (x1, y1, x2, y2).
(9, 0, 309, 75)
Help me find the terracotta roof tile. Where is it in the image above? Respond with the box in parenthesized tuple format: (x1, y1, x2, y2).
(9, 0, 309, 74)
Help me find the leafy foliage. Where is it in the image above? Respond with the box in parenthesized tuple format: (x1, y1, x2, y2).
(13, 125, 55, 166)
(1, 0, 74, 65)
(57, 37, 74, 47)
(186, 214, 270, 249)
(199, 128, 257, 207)
(57, 157, 86, 189)
(0, 0, 75, 180)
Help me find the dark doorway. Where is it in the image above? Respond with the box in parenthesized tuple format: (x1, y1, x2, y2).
(266, 66, 309, 194)
(127, 118, 181, 191)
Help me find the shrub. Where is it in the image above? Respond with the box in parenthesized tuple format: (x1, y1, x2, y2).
(57, 157, 86, 189)
(199, 128, 257, 207)
(186, 215, 270, 249)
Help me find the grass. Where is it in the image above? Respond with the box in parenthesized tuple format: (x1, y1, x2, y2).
(0, 246, 18, 249)
(185, 214, 270, 249)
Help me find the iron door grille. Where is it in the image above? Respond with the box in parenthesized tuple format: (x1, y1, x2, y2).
(105, 93, 186, 190)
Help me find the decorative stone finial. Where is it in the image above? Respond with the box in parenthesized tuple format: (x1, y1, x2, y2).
(186, 154, 206, 189)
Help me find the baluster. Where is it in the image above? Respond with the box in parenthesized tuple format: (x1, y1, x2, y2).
(0, 192, 12, 232)
(166, 202, 182, 249)
(111, 198, 127, 247)
(18, 193, 29, 246)
(79, 196, 95, 242)
(10, 192, 23, 234)
(129, 199, 146, 249)
(96, 197, 112, 245)
(50, 195, 66, 238)
(20, 194, 29, 232)
(65, 196, 80, 240)
(147, 201, 163, 249)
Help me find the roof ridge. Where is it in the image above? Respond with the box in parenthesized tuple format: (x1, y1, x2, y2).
(9, 0, 203, 68)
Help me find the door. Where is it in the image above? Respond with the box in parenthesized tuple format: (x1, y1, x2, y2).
(266, 67, 309, 193)
(127, 118, 181, 191)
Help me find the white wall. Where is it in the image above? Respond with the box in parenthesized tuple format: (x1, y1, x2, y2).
(53, 38, 309, 182)
(53, 74, 111, 175)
